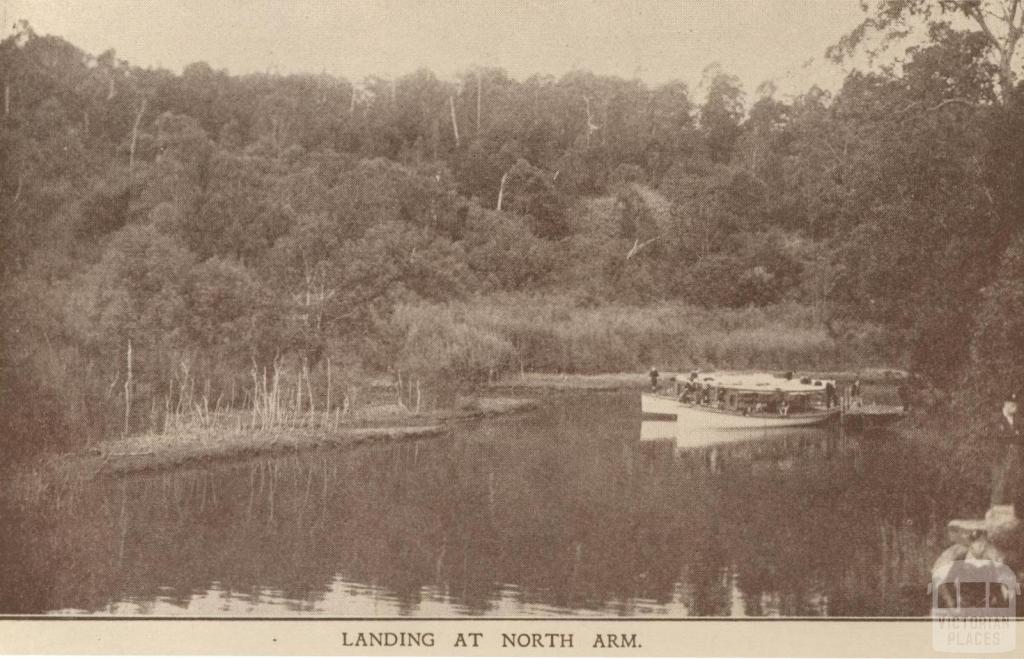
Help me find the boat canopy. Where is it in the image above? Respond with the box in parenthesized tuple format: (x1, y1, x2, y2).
(693, 372, 833, 394)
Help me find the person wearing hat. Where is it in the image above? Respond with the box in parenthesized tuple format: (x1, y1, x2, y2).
(931, 528, 1012, 609)
(1003, 392, 1019, 432)
(988, 390, 1021, 530)
(648, 366, 659, 393)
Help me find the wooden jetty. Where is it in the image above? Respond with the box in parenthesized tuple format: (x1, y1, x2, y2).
(840, 403, 906, 430)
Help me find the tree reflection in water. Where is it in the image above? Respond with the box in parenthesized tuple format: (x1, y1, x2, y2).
(0, 392, 991, 616)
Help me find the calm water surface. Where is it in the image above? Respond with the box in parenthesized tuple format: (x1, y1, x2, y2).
(0, 391, 992, 616)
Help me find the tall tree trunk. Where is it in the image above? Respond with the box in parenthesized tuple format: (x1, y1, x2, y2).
(584, 96, 596, 148)
(496, 170, 510, 211)
(123, 340, 133, 438)
(129, 97, 147, 175)
(449, 95, 460, 147)
(325, 358, 332, 414)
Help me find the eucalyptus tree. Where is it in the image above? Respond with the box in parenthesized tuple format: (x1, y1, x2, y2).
(825, 0, 1024, 389)
(832, 0, 1023, 103)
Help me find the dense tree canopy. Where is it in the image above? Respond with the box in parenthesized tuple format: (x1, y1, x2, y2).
(2, 11, 1023, 457)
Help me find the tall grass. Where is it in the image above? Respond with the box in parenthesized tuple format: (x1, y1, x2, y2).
(399, 294, 902, 376)
(149, 354, 380, 439)
(6, 291, 901, 455)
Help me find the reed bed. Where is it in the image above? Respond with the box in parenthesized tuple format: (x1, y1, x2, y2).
(399, 294, 901, 376)
(131, 354, 377, 441)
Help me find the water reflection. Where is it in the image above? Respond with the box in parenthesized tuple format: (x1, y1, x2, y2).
(0, 391, 989, 616)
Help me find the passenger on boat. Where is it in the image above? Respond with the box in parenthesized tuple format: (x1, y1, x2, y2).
(825, 381, 837, 409)
(779, 400, 789, 417)
(851, 378, 862, 406)
(1003, 393, 1018, 433)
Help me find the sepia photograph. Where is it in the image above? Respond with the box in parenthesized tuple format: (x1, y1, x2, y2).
(1, 0, 1023, 655)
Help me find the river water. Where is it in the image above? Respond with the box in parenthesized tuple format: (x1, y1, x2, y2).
(0, 391, 994, 617)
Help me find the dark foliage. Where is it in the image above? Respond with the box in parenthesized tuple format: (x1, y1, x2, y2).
(1, 15, 1022, 458)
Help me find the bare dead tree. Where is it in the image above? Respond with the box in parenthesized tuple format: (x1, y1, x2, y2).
(128, 97, 148, 175)
(449, 95, 460, 147)
(626, 237, 659, 260)
(583, 96, 600, 147)
(496, 170, 510, 211)
(123, 340, 133, 438)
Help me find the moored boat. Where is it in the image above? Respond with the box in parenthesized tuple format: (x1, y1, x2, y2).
(641, 372, 841, 430)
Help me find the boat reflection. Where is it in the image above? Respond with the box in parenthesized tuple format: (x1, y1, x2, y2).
(638, 420, 864, 477)
(0, 392, 962, 618)
(639, 420, 677, 441)
(642, 419, 835, 446)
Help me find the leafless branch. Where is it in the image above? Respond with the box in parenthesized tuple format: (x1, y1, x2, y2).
(896, 97, 977, 115)
(626, 236, 658, 260)
(496, 170, 510, 211)
(958, 2, 1005, 53)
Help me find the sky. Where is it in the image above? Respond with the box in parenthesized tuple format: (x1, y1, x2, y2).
(5, 0, 871, 98)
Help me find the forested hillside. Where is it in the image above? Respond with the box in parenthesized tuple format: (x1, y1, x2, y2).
(2, 2, 1022, 457)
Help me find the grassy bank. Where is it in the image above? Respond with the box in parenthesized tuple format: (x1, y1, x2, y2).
(492, 372, 650, 391)
(8, 394, 538, 485)
(89, 424, 447, 476)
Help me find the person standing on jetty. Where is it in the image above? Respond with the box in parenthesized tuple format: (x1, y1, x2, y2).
(989, 392, 1021, 531)
(648, 367, 659, 392)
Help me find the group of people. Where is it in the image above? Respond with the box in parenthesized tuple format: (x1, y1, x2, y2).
(649, 368, 715, 405)
(648, 366, 863, 414)
(648, 368, 799, 415)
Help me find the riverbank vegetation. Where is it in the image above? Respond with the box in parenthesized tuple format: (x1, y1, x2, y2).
(2, 2, 1024, 462)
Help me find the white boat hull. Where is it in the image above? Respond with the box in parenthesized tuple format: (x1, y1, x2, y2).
(642, 393, 837, 430)
(640, 393, 681, 416)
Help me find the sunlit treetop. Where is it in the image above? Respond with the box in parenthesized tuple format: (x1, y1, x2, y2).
(830, 0, 1024, 101)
